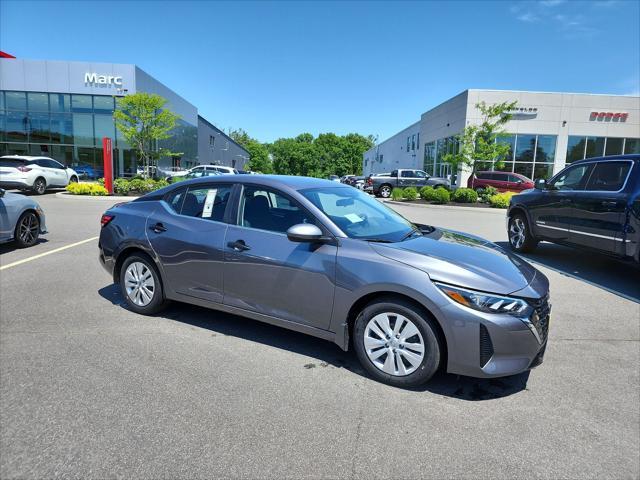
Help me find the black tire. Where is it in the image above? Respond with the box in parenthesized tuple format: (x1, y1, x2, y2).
(69, 176, 78, 183)
(353, 298, 442, 388)
(32, 177, 46, 195)
(379, 184, 392, 198)
(13, 211, 40, 248)
(119, 254, 169, 315)
(508, 213, 538, 253)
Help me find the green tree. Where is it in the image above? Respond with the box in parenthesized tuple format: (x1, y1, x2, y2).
(113, 93, 181, 178)
(442, 101, 517, 181)
(228, 128, 273, 173)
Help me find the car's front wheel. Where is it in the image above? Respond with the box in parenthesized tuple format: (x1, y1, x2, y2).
(508, 213, 538, 253)
(119, 254, 169, 314)
(354, 298, 441, 388)
(14, 211, 40, 248)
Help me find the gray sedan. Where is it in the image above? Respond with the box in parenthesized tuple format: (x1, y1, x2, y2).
(0, 188, 47, 248)
(98, 175, 550, 388)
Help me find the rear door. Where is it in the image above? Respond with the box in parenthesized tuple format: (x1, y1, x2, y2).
(398, 170, 415, 187)
(223, 184, 337, 329)
(569, 160, 633, 254)
(146, 183, 234, 303)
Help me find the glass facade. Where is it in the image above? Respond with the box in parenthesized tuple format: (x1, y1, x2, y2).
(566, 135, 640, 163)
(425, 133, 557, 182)
(0, 90, 198, 178)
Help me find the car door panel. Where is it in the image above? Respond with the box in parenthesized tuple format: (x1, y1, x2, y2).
(223, 226, 337, 329)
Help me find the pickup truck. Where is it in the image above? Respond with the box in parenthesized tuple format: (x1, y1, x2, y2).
(369, 169, 450, 198)
(507, 154, 640, 264)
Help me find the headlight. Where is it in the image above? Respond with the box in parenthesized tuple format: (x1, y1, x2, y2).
(435, 282, 529, 315)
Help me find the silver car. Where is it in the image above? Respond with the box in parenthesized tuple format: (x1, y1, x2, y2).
(98, 175, 550, 388)
(0, 189, 47, 248)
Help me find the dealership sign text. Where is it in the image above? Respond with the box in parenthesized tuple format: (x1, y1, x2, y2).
(84, 73, 123, 86)
(590, 112, 628, 122)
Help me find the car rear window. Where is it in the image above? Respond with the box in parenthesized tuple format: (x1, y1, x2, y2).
(586, 161, 632, 191)
(0, 158, 27, 167)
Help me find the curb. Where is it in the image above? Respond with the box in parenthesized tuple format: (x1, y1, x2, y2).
(55, 192, 140, 201)
(383, 199, 506, 214)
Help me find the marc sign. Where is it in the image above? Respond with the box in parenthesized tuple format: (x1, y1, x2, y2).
(590, 111, 628, 122)
(84, 72, 123, 86)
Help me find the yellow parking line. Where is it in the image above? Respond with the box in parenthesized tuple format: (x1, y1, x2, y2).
(0, 236, 99, 271)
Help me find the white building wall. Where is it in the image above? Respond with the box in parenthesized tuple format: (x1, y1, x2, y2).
(363, 121, 420, 175)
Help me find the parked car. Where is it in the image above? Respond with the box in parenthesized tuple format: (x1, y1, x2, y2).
(0, 188, 47, 248)
(159, 166, 191, 178)
(0, 156, 79, 194)
(352, 176, 366, 190)
(178, 169, 222, 181)
(328, 175, 340, 182)
(208, 165, 239, 175)
(73, 164, 104, 180)
(371, 169, 450, 198)
(99, 175, 550, 388)
(364, 173, 390, 193)
(341, 175, 356, 185)
(468, 171, 535, 193)
(507, 155, 639, 264)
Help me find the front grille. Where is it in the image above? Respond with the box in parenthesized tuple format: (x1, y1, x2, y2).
(479, 324, 494, 367)
(528, 294, 551, 343)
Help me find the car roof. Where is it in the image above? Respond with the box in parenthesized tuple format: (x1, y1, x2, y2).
(569, 154, 640, 166)
(169, 174, 350, 191)
(0, 155, 54, 161)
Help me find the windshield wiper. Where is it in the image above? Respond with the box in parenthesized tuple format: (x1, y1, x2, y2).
(363, 238, 394, 243)
(400, 227, 422, 241)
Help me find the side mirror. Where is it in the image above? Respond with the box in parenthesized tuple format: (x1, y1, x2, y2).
(534, 179, 547, 190)
(0, 188, 5, 198)
(287, 223, 325, 243)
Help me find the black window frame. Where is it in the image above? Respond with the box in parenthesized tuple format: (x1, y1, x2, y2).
(163, 183, 235, 223)
(548, 163, 595, 191)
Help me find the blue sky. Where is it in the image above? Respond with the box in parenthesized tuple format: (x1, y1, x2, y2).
(1, 0, 638, 143)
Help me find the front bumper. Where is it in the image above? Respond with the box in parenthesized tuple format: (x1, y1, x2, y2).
(440, 295, 550, 379)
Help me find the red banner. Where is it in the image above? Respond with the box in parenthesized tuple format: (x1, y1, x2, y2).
(102, 137, 113, 195)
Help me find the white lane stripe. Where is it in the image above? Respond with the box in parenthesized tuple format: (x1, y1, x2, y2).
(0, 236, 99, 271)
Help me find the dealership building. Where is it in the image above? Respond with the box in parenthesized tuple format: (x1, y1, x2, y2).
(0, 54, 249, 178)
(363, 89, 640, 187)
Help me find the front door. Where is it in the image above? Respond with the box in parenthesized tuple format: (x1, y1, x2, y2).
(569, 160, 633, 254)
(530, 163, 594, 241)
(223, 185, 337, 330)
(146, 183, 233, 303)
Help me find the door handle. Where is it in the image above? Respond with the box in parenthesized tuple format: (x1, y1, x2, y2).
(149, 222, 167, 233)
(227, 240, 250, 252)
(601, 201, 617, 208)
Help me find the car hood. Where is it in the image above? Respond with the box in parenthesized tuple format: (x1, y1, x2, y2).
(371, 227, 541, 296)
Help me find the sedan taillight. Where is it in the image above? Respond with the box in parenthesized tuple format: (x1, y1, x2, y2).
(100, 214, 114, 227)
(17, 166, 32, 172)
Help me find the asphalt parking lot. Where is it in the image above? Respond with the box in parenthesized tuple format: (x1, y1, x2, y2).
(1, 192, 639, 479)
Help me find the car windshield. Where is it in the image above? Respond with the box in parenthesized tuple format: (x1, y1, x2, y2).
(301, 187, 417, 242)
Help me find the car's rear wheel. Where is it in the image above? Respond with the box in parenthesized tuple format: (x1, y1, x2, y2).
(354, 298, 441, 388)
(119, 254, 169, 314)
(33, 177, 46, 195)
(14, 211, 40, 248)
(379, 185, 392, 198)
(508, 213, 538, 253)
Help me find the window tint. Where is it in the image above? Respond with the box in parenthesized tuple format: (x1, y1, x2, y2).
(400, 170, 414, 178)
(476, 172, 489, 180)
(165, 188, 186, 213)
(550, 164, 592, 191)
(0, 158, 26, 168)
(585, 162, 632, 191)
(414, 170, 427, 178)
(181, 185, 232, 222)
(239, 186, 314, 233)
(390, 170, 398, 177)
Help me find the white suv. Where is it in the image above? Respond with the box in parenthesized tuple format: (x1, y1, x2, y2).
(0, 156, 79, 194)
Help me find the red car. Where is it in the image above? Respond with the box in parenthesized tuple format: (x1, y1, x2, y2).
(467, 171, 535, 192)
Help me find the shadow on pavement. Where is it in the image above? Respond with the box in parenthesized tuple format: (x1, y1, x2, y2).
(98, 283, 530, 401)
(0, 238, 49, 255)
(496, 241, 640, 303)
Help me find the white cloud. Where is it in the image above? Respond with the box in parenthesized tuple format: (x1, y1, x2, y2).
(517, 11, 539, 22)
(539, 0, 565, 6)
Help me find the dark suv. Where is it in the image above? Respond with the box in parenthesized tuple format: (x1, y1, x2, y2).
(506, 155, 639, 263)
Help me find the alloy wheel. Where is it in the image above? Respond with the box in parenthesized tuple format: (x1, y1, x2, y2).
(380, 186, 391, 198)
(18, 213, 39, 245)
(364, 312, 425, 376)
(34, 179, 46, 194)
(509, 217, 526, 249)
(124, 262, 156, 307)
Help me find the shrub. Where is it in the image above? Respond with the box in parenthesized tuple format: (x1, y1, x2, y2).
(403, 187, 418, 200)
(97, 178, 105, 186)
(113, 178, 132, 196)
(488, 191, 515, 209)
(451, 187, 478, 203)
(419, 186, 433, 199)
(430, 187, 450, 204)
(391, 188, 405, 200)
(479, 186, 498, 203)
(66, 183, 108, 196)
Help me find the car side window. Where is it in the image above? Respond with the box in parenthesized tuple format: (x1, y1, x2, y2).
(239, 186, 314, 234)
(400, 170, 414, 178)
(550, 164, 592, 191)
(585, 161, 632, 192)
(181, 185, 232, 222)
(164, 187, 186, 213)
(414, 170, 427, 178)
(390, 170, 398, 177)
